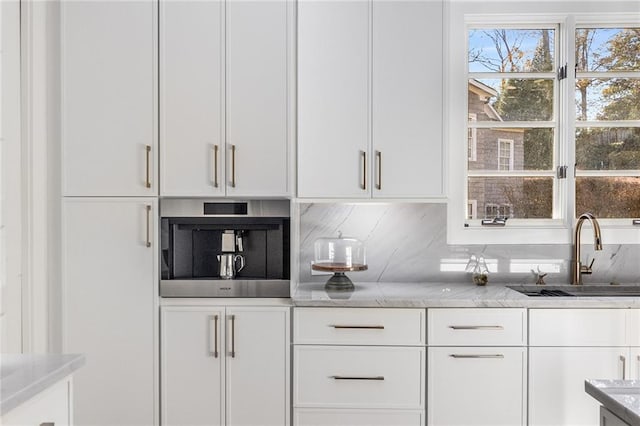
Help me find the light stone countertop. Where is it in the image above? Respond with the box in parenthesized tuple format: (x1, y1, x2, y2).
(0, 353, 86, 416)
(292, 282, 640, 308)
(586, 380, 640, 426)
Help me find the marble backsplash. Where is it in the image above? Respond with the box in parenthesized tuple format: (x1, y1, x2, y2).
(298, 203, 640, 285)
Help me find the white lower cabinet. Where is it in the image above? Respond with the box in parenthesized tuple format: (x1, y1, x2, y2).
(428, 347, 527, 426)
(292, 307, 425, 426)
(161, 306, 290, 426)
(63, 198, 156, 426)
(2, 377, 72, 426)
(427, 308, 527, 426)
(529, 309, 633, 426)
(529, 347, 629, 426)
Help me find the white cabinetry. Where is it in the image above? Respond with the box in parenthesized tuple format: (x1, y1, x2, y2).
(297, 0, 443, 199)
(160, 0, 290, 197)
(293, 307, 425, 425)
(161, 306, 290, 426)
(62, 199, 156, 426)
(529, 309, 632, 426)
(2, 377, 72, 426)
(62, 1, 157, 196)
(427, 308, 527, 426)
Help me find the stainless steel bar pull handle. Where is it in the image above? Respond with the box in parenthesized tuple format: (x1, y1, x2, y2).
(231, 145, 236, 188)
(230, 314, 236, 358)
(450, 354, 505, 359)
(331, 325, 385, 330)
(213, 145, 219, 188)
(449, 325, 504, 330)
(620, 355, 626, 379)
(331, 375, 384, 381)
(209, 315, 219, 358)
(145, 145, 151, 188)
(145, 205, 151, 248)
(361, 151, 366, 190)
(376, 151, 382, 190)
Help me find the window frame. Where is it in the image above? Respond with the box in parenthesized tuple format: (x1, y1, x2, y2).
(446, 3, 640, 245)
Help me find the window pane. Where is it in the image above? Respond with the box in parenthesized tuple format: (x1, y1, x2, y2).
(468, 177, 553, 219)
(576, 28, 640, 72)
(468, 128, 553, 171)
(576, 127, 640, 170)
(470, 79, 553, 121)
(468, 29, 555, 73)
(576, 177, 640, 218)
(576, 78, 640, 121)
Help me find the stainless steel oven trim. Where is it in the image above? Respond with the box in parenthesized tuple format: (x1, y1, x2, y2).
(160, 279, 290, 298)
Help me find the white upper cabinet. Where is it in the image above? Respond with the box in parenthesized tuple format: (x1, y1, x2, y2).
(298, 0, 370, 198)
(372, 0, 443, 198)
(225, 1, 289, 198)
(160, 0, 225, 197)
(298, 0, 444, 199)
(62, 1, 157, 196)
(160, 0, 290, 197)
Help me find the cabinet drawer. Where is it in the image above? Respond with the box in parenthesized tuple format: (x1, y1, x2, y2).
(428, 308, 526, 346)
(294, 308, 425, 345)
(294, 408, 423, 426)
(294, 346, 424, 409)
(529, 309, 628, 346)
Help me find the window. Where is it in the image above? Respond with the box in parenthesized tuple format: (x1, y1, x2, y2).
(468, 199, 477, 219)
(448, 2, 640, 244)
(467, 27, 557, 221)
(574, 27, 640, 219)
(468, 113, 477, 161)
(484, 203, 512, 220)
(497, 139, 514, 171)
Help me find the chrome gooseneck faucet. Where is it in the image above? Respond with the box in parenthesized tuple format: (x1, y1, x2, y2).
(572, 213, 603, 285)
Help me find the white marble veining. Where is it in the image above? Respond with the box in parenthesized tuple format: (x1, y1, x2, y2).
(293, 282, 640, 308)
(299, 203, 640, 285)
(586, 379, 640, 426)
(1, 353, 85, 415)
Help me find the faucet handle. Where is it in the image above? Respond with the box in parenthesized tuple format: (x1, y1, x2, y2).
(581, 258, 595, 275)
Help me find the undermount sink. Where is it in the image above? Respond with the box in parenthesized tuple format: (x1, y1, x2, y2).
(508, 285, 640, 297)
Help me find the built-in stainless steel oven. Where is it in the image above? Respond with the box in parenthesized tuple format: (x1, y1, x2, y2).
(160, 199, 290, 297)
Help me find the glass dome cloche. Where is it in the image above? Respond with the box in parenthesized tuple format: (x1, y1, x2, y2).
(312, 232, 367, 291)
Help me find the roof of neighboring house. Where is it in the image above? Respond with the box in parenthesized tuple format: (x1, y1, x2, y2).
(469, 79, 502, 121)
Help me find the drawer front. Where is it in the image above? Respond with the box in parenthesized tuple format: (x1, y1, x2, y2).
(294, 408, 423, 426)
(428, 308, 526, 346)
(294, 346, 424, 409)
(294, 308, 425, 345)
(530, 309, 628, 346)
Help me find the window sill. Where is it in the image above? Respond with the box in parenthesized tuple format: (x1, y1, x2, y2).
(448, 220, 640, 245)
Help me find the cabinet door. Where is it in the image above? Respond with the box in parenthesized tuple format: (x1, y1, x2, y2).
(372, 0, 443, 198)
(63, 199, 155, 426)
(161, 307, 224, 426)
(428, 347, 526, 426)
(2, 378, 70, 426)
(159, 0, 225, 196)
(529, 347, 628, 426)
(62, 1, 156, 196)
(226, 0, 289, 197)
(298, 0, 370, 198)
(226, 307, 290, 426)
(631, 348, 640, 380)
